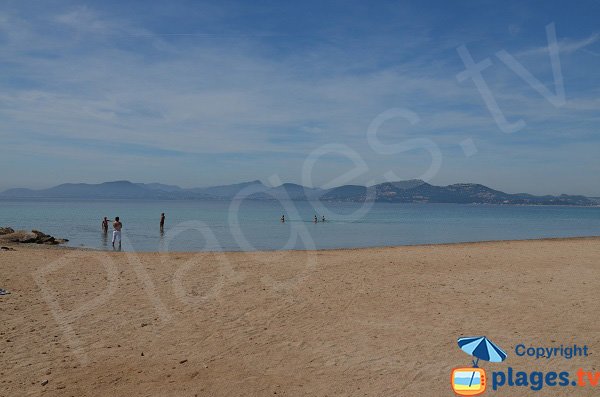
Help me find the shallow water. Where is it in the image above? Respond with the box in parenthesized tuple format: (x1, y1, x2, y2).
(1, 199, 599, 251)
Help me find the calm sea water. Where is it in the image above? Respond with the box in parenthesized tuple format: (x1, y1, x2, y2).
(1, 199, 599, 251)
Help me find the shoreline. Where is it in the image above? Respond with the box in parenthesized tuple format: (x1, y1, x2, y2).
(54, 234, 600, 254)
(2, 234, 599, 253)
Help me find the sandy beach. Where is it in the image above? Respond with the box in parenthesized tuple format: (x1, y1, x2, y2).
(1, 237, 600, 396)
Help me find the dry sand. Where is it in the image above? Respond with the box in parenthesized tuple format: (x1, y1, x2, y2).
(1, 237, 600, 396)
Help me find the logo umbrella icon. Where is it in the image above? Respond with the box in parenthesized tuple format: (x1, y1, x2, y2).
(457, 336, 507, 387)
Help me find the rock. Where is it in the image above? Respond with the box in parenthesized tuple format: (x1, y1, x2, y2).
(32, 230, 55, 244)
(0, 227, 14, 235)
(41, 237, 55, 244)
(0, 228, 67, 245)
(18, 232, 37, 243)
(0, 231, 36, 243)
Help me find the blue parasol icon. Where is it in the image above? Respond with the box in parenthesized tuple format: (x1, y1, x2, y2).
(458, 336, 507, 387)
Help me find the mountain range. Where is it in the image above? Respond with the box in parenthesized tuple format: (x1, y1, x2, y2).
(0, 180, 596, 206)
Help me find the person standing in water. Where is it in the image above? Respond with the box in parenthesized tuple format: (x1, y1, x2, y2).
(112, 217, 122, 248)
(322, 215, 325, 222)
(160, 213, 165, 231)
(314, 215, 318, 223)
(281, 214, 285, 223)
(101, 217, 109, 233)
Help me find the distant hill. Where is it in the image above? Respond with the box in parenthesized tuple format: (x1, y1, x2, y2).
(589, 197, 600, 205)
(136, 183, 184, 193)
(188, 180, 268, 198)
(248, 183, 325, 201)
(0, 181, 210, 200)
(0, 179, 596, 206)
(320, 180, 594, 205)
(1, 181, 152, 199)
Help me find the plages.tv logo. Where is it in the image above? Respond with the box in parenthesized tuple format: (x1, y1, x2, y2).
(451, 336, 508, 396)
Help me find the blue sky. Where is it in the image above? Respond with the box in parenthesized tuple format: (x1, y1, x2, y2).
(1, 0, 599, 195)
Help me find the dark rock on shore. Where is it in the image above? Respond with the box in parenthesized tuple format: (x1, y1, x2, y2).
(0, 227, 68, 245)
(0, 227, 15, 235)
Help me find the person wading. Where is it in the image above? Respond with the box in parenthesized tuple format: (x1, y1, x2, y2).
(112, 217, 123, 248)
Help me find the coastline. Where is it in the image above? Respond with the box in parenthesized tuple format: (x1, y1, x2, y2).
(2, 196, 599, 207)
(2, 237, 600, 395)
(52, 234, 600, 253)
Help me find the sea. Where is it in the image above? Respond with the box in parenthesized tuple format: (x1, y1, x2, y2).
(1, 199, 599, 252)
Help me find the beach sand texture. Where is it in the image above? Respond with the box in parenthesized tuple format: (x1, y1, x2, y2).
(1, 237, 600, 396)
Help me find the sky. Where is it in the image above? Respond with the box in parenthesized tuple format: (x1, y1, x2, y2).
(1, 0, 599, 195)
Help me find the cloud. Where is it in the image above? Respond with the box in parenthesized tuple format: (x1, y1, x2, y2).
(0, 3, 599, 194)
(54, 6, 110, 33)
(558, 33, 600, 53)
(518, 31, 599, 56)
